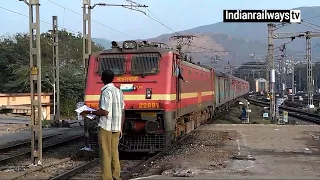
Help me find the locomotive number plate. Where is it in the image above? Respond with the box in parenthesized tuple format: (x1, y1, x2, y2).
(140, 112, 157, 117)
(138, 102, 160, 109)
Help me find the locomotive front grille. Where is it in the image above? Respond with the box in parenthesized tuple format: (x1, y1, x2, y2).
(119, 134, 165, 153)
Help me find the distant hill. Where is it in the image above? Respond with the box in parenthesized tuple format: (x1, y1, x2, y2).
(92, 38, 112, 49)
(180, 6, 320, 55)
(146, 6, 320, 67)
(92, 7, 320, 68)
(146, 33, 271, 69)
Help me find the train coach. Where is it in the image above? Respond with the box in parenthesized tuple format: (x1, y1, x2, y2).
(83, 40, 249, 153)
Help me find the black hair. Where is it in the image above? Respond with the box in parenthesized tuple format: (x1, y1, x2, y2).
(101, 70, 114, 84)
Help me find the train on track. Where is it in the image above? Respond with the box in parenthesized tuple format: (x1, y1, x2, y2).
(83, 40, 249, 153)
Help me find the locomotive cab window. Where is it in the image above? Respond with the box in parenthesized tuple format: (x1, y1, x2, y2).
(98, 54, 126, 75)
(131, 53, 160, 76)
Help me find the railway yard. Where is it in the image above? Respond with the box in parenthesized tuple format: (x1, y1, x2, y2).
(2, 1, 320, 179)
(0, 95, 319, 180)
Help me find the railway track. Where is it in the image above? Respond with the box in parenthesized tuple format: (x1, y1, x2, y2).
(50, 128, 198, 180)
(0, 134, 58, 153)
(0, 130, 85, 179)
(248, 98, 320, 124)
(0, 129, 83, 165)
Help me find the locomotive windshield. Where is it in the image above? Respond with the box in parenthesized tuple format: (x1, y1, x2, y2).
(98, 54, 126, 75)
(131, 53, 160, 76)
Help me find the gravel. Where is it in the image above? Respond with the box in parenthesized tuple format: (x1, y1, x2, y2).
(0, 124, 30, 133)
(0, 129, 85, 179)
(134, 130, 238, 178)
(69, 159, 143, 180)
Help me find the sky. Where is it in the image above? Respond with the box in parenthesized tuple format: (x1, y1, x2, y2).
(0, 0, 319, 41)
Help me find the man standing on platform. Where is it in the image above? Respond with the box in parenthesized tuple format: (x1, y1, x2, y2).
(81, 69, 125, 180)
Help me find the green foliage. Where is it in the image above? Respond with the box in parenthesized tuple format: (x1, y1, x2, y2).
(0, 30, 104, 118)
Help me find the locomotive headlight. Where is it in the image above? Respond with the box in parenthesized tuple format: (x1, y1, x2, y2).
(146, 88, 152, 99)
(123, 41, 137, 49)
(145, 120, 159, 134)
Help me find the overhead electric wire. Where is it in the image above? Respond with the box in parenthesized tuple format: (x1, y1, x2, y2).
(145, 8, 224, 53)
(46, 0, 136, 39)
(302, 14, 320, 21)
(262, 14, 320, 60)
(286, 43, 320, 57)
(300, 22, 320, 31)
(301, 20, 320, 31)
(0, 6, 110, 45)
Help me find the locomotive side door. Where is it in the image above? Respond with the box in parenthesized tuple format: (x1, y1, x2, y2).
(174, 55, 182, 117)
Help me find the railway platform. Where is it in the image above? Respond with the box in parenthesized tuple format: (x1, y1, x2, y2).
(0, 116, 29, 124)
(0, 126, 83, 147)
(136, 124, 320, 180)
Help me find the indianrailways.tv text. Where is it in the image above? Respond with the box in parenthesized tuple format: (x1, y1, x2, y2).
(223, 10, 301, 23)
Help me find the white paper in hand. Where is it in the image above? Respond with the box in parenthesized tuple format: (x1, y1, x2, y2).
(75, 105, 97, 120)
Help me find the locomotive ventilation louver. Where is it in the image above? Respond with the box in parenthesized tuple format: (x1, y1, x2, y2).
(145, 120, 159, 134)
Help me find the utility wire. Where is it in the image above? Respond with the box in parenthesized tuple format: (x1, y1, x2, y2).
(300, 22, 320, 31)
(0, 6, 109, 45)
(302, 14, 320, 21)
(286, 43, 320, 57)
(145, 8, 224, 53)
(46, 0, 136, 39)
(301, 20, 320, 31)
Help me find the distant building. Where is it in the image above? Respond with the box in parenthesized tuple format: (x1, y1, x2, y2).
(0, 93, 52, 120)
(254, 78, 269, 92)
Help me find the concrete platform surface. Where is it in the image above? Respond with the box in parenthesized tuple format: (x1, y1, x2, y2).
(0, 117, 29, 124)
(0, 127, 83, 146)
(137, 124, 320, 179)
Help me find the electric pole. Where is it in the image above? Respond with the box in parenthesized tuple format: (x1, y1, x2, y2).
(21, 0, 43, 165)
(82, 0, 91, 78)
(212, 55, 220, 68)
(170, 35, 198, 55)
(279, 44, 286, 96)
(267, 23, 276, 123)
(52, 16, 60, 122)
(204, 54, 222, 68)
(291, 56, 295, 102)
(224, 61, 234, 74)
(306, 31, 314, 108)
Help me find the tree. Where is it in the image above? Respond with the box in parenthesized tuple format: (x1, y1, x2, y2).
(0, 30, 104, 118)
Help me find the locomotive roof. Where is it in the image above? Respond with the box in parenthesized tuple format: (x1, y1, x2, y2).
(91, 40, 179, 57)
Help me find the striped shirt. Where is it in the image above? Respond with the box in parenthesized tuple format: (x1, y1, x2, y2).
(98, 83, 124, 132)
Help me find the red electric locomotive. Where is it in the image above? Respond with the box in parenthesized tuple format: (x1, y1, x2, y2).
(84, 40, 248, 153)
